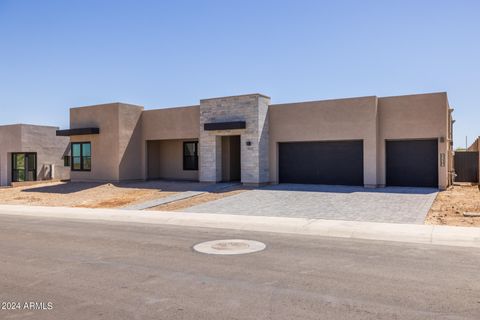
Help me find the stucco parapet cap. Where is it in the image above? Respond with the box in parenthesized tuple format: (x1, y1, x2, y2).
(71, 102, 144, 110)
(269, 95, 377, 108)
(0, 123, 60, 129)
(144, 105, 200, 112)
(379, 91, 447, 99)
(200, 93, 271, 102)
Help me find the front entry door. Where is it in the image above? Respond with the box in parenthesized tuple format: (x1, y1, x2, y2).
(12, 153, 37, 182)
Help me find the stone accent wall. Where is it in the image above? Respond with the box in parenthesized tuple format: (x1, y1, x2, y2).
(199, 94, 270, 184)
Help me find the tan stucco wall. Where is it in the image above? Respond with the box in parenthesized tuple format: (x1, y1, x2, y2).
(146, 139, 198, 181)
(118, 105, 144, 180)
(268, 92, 451, 189)
(269, 96, 379, 186)
(0, 125, 22, 186)
(142, 106, 200, 141)
(0, 124, 70, 186)
(70, 103, 144, 182)
(378, 92, 450, 189)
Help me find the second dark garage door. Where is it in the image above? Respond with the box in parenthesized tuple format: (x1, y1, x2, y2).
(279, 140, 364, 186)
(386, 139, 438, 188)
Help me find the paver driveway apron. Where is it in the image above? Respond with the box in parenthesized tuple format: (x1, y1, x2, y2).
(181, 184, 438, 224)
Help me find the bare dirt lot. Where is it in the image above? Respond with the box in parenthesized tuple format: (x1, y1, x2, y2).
(0, 181, 216, 208)
(426, 184, 480, 227)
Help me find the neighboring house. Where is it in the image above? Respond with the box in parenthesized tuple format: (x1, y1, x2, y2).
(56, 92, 454, 189)
(467, 138, 480, 152)
(0, 124, 70, 186)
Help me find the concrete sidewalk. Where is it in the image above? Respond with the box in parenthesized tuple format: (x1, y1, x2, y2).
(0, 204, 479, 248)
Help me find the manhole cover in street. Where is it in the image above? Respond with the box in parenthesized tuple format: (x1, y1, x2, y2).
(193, 239, 266, 255)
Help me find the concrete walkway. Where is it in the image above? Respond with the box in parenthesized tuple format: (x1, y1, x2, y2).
(0, 204, 479, 248)
(122, 182, 239, 210)
(122, 191, 205, 210)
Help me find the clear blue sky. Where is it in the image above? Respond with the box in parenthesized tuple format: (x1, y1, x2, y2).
(0, 0, 478, 148)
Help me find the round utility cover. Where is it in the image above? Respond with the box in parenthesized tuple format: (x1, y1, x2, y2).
(193, 239, 266, 255)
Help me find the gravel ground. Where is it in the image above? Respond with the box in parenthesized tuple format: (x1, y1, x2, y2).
(149, 185, 251, 211)
(426, 184, 480, 227)
(0, 181, 216, 209)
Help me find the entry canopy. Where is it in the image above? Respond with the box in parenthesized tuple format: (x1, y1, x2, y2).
(204, 121, 246, 131)
(56, 128, 100, 136)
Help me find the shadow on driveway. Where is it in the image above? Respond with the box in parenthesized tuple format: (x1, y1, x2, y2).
(21, 180, 238, 194)
(262, 183, 438, 195)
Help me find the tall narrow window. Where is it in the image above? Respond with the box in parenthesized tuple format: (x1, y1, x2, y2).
(63, 156, 71, 167)
(183, 141, 198, 170)
(71, 142, 91, 171)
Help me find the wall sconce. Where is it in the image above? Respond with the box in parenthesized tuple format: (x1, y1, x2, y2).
(246, 141, 252, 146)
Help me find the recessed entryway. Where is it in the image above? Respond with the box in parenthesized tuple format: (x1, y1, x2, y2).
(146, 139, 199, 181)
(221, 135, 241, 182)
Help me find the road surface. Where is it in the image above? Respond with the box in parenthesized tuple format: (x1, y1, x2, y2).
(0, 214, 479, 319)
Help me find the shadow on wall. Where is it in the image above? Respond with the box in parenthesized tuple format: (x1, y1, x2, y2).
(21, 180, 237, 194)
(260, 184, 438, 195)
(118, 115, 143, 181)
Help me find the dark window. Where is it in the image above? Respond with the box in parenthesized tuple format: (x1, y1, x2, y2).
(71, 142, 91, 171)
(12, 153, 37, 182)
(63, 156, 71, 167)
(183, 141, 198, 171)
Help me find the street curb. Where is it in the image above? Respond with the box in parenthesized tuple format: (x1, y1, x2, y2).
(0, 204, 479, 248)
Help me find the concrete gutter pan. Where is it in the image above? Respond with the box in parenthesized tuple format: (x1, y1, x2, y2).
(0, 204, 479, 249)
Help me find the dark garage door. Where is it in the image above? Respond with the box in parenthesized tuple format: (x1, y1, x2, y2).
(386, 139, 438, 188)
(279, 140, 364, 186)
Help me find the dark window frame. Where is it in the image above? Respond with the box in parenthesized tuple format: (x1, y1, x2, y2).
(71, 142, 91, 172)
(183, 141, 198, 171)
(11, 152, 37, 182)
(63, 155, 71, 167)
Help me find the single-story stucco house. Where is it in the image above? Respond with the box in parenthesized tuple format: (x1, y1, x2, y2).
(0, 124, 70, 186)
(54, 92, 454, 189)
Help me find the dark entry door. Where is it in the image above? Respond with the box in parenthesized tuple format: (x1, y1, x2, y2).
(279, 140, 364, 186)
(221, 135, 241, 182)
(454, 151, 479, 182)
(12, 153, 37, 182)
(386, 140, 438, 188)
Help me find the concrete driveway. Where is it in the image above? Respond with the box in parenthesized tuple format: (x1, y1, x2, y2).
(182, 184, 438, 224)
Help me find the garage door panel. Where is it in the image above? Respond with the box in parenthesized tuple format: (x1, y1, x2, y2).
(386, 140, 438, 188)
(279, 140, 364, 186)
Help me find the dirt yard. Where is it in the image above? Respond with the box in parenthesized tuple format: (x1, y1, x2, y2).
(149, 185, 251, 211)
(426, 184, 480, 227)
(0, 181, 215, 208)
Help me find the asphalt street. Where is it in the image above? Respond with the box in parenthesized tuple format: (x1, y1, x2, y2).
(0, 214, 479, 320)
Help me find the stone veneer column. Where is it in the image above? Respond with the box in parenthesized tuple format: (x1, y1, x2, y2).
(199, 94, 270, 185)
